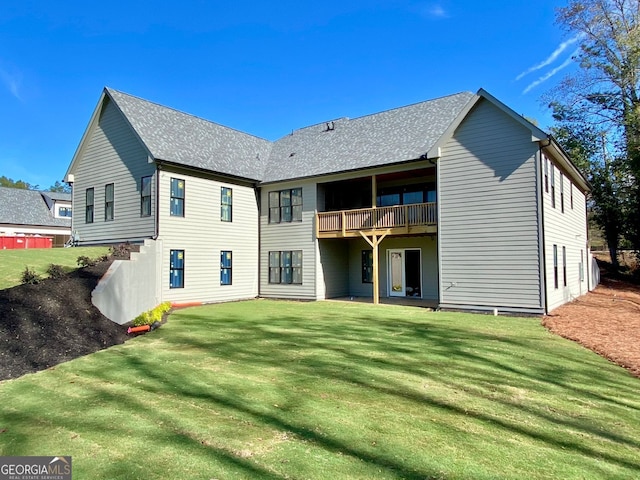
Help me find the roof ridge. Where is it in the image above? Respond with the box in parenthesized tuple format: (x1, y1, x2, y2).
(348, 91, 474, 122)
(281, 91, 474, 137)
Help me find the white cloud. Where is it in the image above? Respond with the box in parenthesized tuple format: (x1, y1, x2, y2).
(0, 67, 22, 100)
(522, 49, 580, 94)
(516, 34, 582, 81)
(420, 4, 449, 19)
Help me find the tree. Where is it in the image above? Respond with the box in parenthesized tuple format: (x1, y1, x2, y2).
(549, 0, 640, 261)
(0, 176, 38, 190)
(47, 181, 71, 193)
(551, 112, 629, 267)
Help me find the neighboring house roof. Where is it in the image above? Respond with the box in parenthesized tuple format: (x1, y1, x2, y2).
(263, 91, 476, 183)
(0, 187, 71, 228)
(43, 191, 71, 202)
(105, 89, 272, 181)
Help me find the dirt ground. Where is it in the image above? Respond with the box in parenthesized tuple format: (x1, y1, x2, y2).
(0, 259, 131, 382)
(0, 256, 639, 382)
(543, 265, 640, 379)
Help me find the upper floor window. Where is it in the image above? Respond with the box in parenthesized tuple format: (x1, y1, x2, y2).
(560, 173, 565, 213)
(269, 188, 302, 223)
(220, 251, 232, 285)
(170, 178, 185, 217)
(221, 187, 232, 222)
(570, 183, 574, 210)
(105, 183, 114, 221)
(58, 206, 72, 218)
(544, 157, 549, 193)
(170, 249, 185, 288)
(550, 164, 556, 209)
(141, 176, 152, 217)
(85, 188, 94, 224)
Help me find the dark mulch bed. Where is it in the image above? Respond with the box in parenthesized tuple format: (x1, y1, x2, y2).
(0, 259, 131, 382)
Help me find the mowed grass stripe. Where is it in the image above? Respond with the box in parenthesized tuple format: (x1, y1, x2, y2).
(0, 300, 638, 479)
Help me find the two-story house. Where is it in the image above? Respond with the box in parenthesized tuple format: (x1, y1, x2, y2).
(64, 87, 594, 323)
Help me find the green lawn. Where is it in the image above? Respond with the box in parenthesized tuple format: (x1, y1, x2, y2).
(1, 300, 639, 479)
(0, 246, 109, 289)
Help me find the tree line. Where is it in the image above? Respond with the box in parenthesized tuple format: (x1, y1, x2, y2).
(548, 0, 640, 269)
(0, 176, 70, 193)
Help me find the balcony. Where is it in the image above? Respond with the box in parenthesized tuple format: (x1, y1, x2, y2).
(316, 202, 437, 238)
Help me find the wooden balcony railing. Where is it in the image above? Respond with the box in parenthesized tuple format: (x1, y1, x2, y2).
(317, 202, 437, 237)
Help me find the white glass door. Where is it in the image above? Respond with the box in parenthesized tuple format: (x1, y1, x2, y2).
(388, 250, 405, 297)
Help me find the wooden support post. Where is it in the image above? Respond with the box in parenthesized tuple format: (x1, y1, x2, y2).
(359, 230, 390, 305)
(341, 211, 346, 237)
(372, 174, 377, 208)
(372, 234, 379, 305)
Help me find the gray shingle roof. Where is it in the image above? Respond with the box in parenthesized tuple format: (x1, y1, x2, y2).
(106, 88, 272, 181)
(263, 92, 475, 182)
(103, 89, 476, 183)
(0, 187, 71, 228)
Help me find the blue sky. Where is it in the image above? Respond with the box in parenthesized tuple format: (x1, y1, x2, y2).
(0, 1, 581, 189)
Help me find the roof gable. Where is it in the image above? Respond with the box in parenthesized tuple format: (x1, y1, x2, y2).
(105, 89, 272, 181)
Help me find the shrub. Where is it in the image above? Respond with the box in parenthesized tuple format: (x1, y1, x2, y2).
(110, 243, 133, 258)
(21, 267, 41, 285)
(77, 255, 98, 267)
(46, 264, 66, 279)
(132, 302, 172, 327)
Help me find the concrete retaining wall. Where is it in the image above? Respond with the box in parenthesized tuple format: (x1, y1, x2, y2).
(92, 239, 162, 325)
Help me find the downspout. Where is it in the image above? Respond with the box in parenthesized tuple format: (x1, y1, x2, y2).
(154, 163, 161, 239)
(256, 185, 262, 298)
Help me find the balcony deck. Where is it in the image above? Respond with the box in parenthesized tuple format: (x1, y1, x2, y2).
(316, 202, 437, 238)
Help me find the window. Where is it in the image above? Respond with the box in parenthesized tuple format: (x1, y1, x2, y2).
(141, 176, 152, 217)
(544, 157, 549, 193)
(85, 188, 94, 224)
(170, 178, 185, 217)
(169, 250, 184, 288)
(105, 183, 114, 221)
(362, 250, 373, 283)
(220, 251, 232, 285)
(550, 164, 556, 208)
(553, 245, 558, 289)
(571, 183, 575, 209)
(562, 246, 567, 287)
(560, 173, 565, 213)
(580, 249, 585, 282)
(268, 250, 302, 284)
(269, 188, 302, 223)
(58, 206, 72, 217)
(221, 187, 232, 222)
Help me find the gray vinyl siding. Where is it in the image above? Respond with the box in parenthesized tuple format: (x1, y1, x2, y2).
(439, 99, 543, 312)
(317, 236, 439, 300)
(542, 154, 589, 311)
(317, 239, 349, 299)
(71, 98, 156, 243)
(351, 236, 438, 299)
(260, 180, 317, 299)
(158, 168, 259, 303)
